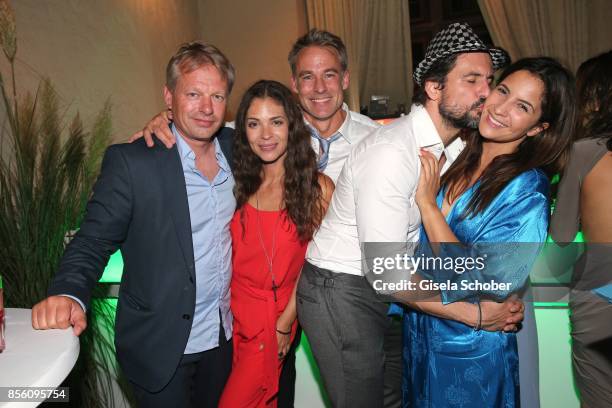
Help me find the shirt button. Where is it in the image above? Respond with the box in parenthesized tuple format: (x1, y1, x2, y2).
(182, 314, 190, 320)
(259, 343, 264, 351)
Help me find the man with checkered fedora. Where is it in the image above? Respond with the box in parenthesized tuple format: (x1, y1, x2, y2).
(299, 22, 538, 407)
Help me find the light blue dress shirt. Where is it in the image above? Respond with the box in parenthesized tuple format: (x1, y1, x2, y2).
(174, 125, 235, 354)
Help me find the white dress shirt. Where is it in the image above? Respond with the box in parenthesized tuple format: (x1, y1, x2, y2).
(308, 103, 380, 183)
(306, 104, 465, 276)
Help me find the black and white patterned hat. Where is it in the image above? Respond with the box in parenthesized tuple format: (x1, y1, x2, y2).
(413, 22, 509, 86)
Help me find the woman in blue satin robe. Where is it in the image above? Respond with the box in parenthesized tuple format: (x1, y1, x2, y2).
(402, 58, 576, 407)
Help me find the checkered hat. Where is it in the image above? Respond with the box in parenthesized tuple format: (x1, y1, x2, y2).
(413, 22, 509, 86)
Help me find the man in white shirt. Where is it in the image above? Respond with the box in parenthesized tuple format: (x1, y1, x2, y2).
(296, 22, 524, 408)
(286, 29, 405, 408)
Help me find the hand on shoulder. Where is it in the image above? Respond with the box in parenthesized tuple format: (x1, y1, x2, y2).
(128, 109, 175, 149)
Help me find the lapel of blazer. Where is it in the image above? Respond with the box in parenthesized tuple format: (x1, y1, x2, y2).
(155, 143, 196, 280)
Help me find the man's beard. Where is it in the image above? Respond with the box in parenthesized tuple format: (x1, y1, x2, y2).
(439, 96, 484, 129)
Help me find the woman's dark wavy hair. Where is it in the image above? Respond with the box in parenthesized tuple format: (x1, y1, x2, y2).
(233, 80, 323, 241)
(441, 57, 576, 217)
(575, 50, 612, 150)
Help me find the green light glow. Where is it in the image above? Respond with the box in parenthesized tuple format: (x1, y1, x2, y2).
(551, 173, 560, 184)
(547, 231, 584, 243)
(534, 302, 569, 308)
(97, 298, 117, 307)
(99, 252, 124, 283)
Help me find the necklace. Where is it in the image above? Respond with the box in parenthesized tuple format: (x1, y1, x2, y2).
(255, 192, 282, 302)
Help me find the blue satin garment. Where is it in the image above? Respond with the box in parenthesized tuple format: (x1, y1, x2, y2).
(401, 169, 550, 408)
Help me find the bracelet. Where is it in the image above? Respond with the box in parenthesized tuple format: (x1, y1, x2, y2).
(276, 328, 291, 336)
(474, 301, 482, 331)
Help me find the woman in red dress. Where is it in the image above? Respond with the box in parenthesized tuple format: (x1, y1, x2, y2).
(219, 80, 334, 408)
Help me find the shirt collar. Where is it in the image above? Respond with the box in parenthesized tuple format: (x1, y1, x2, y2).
(409, 104, 465, 163)
(336, 103, 352, 142)
(410, 104, 444, 149)
(172, 124, 231, 172)
(444, 136, 465, 164)
(304, 103, 352, 143)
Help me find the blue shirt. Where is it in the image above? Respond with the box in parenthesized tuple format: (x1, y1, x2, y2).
(174, 125, 235, 354)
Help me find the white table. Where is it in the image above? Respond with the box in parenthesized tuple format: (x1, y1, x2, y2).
(0, 308, 79, 407)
